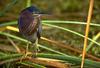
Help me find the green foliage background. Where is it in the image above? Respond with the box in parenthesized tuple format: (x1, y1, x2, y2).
(0, 0, 100, 68)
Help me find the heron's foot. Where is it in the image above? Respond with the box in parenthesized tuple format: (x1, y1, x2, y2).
(20, 43, 32, 62)
(32, 47, 39, 58)
(20, 51, 32, 62)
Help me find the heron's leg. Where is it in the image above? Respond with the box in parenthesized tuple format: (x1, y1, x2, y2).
(35, 38, 40, 51)
(20, 42, 30, 62)
(33, 38, 40, 57)
(25, 42, 30, 57)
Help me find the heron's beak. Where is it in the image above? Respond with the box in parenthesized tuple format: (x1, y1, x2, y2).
(33, 13, 51, 18)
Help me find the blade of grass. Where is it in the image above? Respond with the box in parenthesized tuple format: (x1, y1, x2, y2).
(0, 31, 29, 43)
(0, 26, 98, 60)
(38, 44, 67, 56)
(5, 26, 100, 61)
(0, 31, 100, 67)
(0, 52, 100, 68)
(42, 20, 100, 27)
(41, 37, 100, 61)
(81, 0, 94, 68)
(42, 23, 100, 47)
(3, 24, 100, 47)
(86, 32, 100, 52)
(28, 58, 70, 68)
(18, 61, 46, 68)
(37, 53, 100, 68)
(0, 53, 23, 64)
(7, 37, 21, 53)
(0, 20, 100, 27)
(4, 25, 100, 47)
(0, 54, 22, 61)
(0, 52, 8, 56)
(0, 21, 16, 27)
(0, 31, 67, 56)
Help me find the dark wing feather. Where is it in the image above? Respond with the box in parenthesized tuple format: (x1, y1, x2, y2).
(18, 10, 39, 35)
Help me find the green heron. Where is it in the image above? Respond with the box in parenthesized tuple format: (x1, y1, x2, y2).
(18, 6, 43, 56)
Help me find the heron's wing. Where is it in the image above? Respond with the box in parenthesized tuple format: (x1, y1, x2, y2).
(18, 10, 38, 35)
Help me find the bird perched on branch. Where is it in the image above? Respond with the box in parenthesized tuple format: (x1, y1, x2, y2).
(18, 6, 44, 56)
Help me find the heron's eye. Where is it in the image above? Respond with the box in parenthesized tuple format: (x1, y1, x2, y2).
(32, 12, 36, 14)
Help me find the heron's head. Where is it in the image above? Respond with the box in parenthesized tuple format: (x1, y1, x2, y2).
(26, 6, 49, 17)
(26, 6, 39, 12)
(26, 6, 42, 17)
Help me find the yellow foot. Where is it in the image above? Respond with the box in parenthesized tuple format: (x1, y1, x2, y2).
(20, 51, 32, 62)
(20, 43, 32, 62)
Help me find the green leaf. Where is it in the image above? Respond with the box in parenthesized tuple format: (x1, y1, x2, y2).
(37, 53, 100, 68)
(18, 61, 46, 68)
